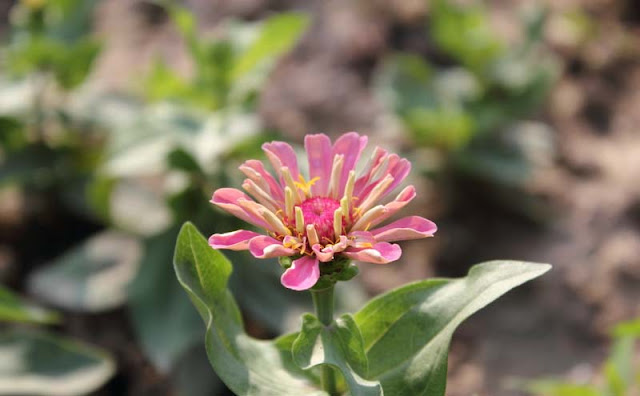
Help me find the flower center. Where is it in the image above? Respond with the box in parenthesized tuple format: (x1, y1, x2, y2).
(299, 197, 340, 242)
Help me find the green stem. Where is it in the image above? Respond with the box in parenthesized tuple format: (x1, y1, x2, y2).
(311, 285, 339, 396)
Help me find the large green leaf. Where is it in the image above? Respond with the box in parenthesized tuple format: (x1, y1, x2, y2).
(26, 231, 142, 313)
(292, 313, 382, 396)
(174, 222, 324, 396)
(0, 285, 59, 324)
(0, 329, 115, 395)
(354, 260, 551, 395)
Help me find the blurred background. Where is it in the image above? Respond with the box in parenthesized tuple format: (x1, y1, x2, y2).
(1, 0, 639, 395)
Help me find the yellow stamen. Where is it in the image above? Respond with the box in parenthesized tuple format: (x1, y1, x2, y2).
(284, 187, 294, 220)
(281, 167, 302, 203)
(260, 209, 292, 236)
(333, 208, 343, 239)
(352, 205, 386, 231)
(294, 175, 320, 198)
(295, 206, 305, 234)
(341, 170, 355, 218)
(340, 196, 349, 225)
(306, 224, 320, 246)
(328, 154, 344, 199)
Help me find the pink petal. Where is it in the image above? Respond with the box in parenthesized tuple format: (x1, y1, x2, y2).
(347, 231, 377, 248)
(370, 216, 437, 242)
(332, 132, 368, 196)
(211, 188, 271, 230)
(281, 256, 320, 291)
(262, 141, 300, 181)
(368, 185, 417, 229)
(239, 160, 284, 202)
(356, 155, 411, 205)
(208, 230, 261, 250)
(382, 156, 411, 197)
(312, 244, 335, 262)
(354, 147, 388, 196)
(248, 236, 296, 259)
(305, 134, 332, 196)
(343, 242, 402, 264)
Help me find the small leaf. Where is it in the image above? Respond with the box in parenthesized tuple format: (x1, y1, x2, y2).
(0, 285, 59, 324)
(26, 231, 142, 313)
(231, 12, 309, 81)
(292, 313, 382, 396)
(354, 260, 551, 396)
(0, 329, 115, 396)
(167, 147, 203, 174)
(174, 222, 323, 395)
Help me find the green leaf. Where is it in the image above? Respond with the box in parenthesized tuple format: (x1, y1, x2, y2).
(26, 231, 142, 313)
(174, 222, 324, 395)
(0, 328, 115, 395)
(128, 227, 203, 372)
(613, 318, 640, 337)
(0, 285, 59, 324)
(167, 147, 203, 174)
(430, 0, 504, 73)
(292, 313, 382, 396)
(354, 260, 551, 395)
(231, 12, 309, 81)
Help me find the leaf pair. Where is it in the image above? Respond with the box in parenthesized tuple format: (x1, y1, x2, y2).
(174, 222, 551, 396)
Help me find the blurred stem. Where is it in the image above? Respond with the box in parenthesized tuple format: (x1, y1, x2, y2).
(311, 285, 338, 396)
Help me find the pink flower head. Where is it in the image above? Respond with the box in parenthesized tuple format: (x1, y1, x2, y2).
(209, 132, 437, 291)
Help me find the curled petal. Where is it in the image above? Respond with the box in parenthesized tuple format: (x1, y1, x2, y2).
(249, 236, 296, 259)
(383, 157, 411, 198)
(305, 134, 332, 196)
(312, 244, 335, 262)
(209, 230, 261, 250)
(347, 231, 376, 248)
(370, 216, 437, 242)
(343, 242, 402, 264)
(211, 188, 271, 230)
(281, 256, 320, 291)
(239, 160, 284, 202)
(262, 141, 300, 182)
(354, 147, 388, 195)
(368, 185, 417, 229)
(332, 132, 368, 197)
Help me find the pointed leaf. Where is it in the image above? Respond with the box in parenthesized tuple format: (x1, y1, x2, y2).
(354, 260, 551, 395)
(0, 285, 59, 324)
(292, 313, 382, 396)
(0, 329, 115, 395)
(174, 222, 324, 395)
(231, 13, 309, 81)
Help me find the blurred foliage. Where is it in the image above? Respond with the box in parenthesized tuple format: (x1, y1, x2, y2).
(144, 5, 309, 110)
(377, 0, 558, 220)
(0, 287, 115, 395)
(525, 318, 640, 396)
(3, 0, 101, 90)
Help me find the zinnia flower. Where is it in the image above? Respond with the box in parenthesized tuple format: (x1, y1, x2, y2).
(209, 132, 437, 291)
